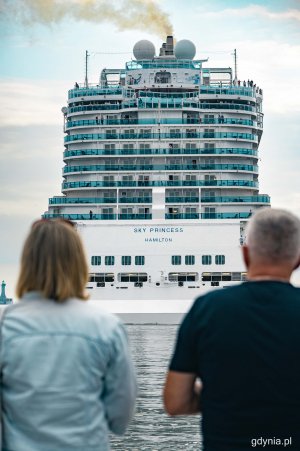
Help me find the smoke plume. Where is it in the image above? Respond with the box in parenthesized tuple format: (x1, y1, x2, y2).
(3, 0, 173, 38)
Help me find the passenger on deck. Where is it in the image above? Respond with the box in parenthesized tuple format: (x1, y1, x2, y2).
(164, 208, 300, 450)
(0, 219, 136, 451)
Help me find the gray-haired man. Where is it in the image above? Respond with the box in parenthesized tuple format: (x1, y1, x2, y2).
(164, 208, 300, 450)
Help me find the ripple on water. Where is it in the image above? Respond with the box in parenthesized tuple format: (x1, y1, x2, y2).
(110, 325, 201, 451)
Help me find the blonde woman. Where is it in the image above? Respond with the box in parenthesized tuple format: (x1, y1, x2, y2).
(0, 219, 136, 451)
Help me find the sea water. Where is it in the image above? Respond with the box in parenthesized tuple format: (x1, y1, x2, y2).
(110, 325, 201, 450)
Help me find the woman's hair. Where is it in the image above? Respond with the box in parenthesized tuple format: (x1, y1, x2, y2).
(16, 219, 89, 301)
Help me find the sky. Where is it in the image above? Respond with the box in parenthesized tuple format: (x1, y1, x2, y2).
(0, 0, 300, 297)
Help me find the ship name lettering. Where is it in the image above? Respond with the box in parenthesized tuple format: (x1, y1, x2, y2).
(145, 238, 173, 243)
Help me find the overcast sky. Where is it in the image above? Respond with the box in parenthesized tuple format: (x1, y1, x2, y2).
(1, 0, 300, 296)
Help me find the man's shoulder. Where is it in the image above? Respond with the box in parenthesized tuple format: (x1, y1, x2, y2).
(193, 283, 246, 309)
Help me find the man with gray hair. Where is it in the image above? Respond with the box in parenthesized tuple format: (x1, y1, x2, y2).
(164, 208, 300, 450)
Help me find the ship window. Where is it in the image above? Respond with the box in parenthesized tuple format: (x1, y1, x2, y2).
(104, 144, 115, 150)
(103, 175, 115, 181)
(105, 256, 115, 266)
(106, 129, 117, 139)
(222, 272, 231, 281)
(201, 272, 211, 281)
(185, 255, 195, 265)
(119, 273, 148, 282)
(204, 143, 215, 149)
(172, 255, 182, 265)
(215, 255, 225, 265)
(186, 143, 197, 149)
(212, 272, 222, 281)
(89, 273, 114, 283)
(139, 129, 151, 137)
(170, 129, 181, 138)
(138, 175, 149, 181)
(154, 72, 171, 83)
(102, 207, 114, 215)
(202, 255, 212, 265)
(135, 256, 145, 265)
(185, 175, 197, 181)
(91, 256, 101, 265)
(204, 114, 215, 124)
(169, 272, 198, 282)
(122, 256, 132, 265)
(186, 129, 197, 138)
(124, 129, 135, 135)
(185, 207, 197, 214)
(203, 128, 215, 138)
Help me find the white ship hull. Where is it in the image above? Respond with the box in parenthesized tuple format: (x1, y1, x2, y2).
(78, 219, 245, 323)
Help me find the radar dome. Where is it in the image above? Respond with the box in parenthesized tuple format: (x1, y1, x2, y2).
(133, 40, 155, 60)
(175, 39, 196, 60)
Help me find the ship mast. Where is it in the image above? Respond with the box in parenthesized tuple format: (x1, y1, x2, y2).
(233, 48, 238, 82)
(84, 50, 89, 88)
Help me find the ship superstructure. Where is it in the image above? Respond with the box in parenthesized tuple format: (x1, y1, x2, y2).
(45, 36, 270, 322)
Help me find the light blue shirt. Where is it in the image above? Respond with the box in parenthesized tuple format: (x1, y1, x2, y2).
(0, 292, 137, 451)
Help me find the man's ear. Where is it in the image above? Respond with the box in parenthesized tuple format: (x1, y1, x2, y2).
(242, 245, 250, 269)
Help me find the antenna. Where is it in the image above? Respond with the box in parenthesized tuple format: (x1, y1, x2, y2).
(233, 49, 237, 81)
(85, 50, 89, 88)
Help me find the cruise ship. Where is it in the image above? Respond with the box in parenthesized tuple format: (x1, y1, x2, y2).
(44, 36, 270, 322)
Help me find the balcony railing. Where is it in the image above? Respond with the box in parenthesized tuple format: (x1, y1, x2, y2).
(165, 212, 253, 219)
(43, 213, 151, 220)
(64, 132, 256, 143)
(43, 213, 117, 220)
(43, 212, 254, 221)
(68, 87, 123, 99)
(66, 117, 255, 128)
(49, 197, 117, 204)
(62, 180, 259, 189)
(67, 102, 255, 114)
(118, 214, 152, 220)
(63, 163, 258, 174)
(165, 213, 200, 219)
(119, 197, 152, 203)
(200, 195, 270, 203)
(166, 197, 199, 203)
(64, 147, 258, 158)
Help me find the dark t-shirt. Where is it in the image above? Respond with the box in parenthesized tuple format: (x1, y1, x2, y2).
(170, 281, 300, 450)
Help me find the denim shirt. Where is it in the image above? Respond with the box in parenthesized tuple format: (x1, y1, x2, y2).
(0, 292, 137, 451)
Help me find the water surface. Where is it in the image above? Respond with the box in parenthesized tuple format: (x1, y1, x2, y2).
(110, 325, 201, 450)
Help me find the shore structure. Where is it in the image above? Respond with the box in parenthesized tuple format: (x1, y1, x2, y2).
(44, 36, 270, 323)
(0, 281, 13, 305)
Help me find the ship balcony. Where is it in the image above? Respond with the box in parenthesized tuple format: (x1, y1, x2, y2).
(65, 117, 256, 129)
(43, 213, 152, 221)
(64, 131, 257, 143)
(165, 213, 200, 219)
(200, 195, 270, 204)
(67, 101, 256, 114)
(165, 212, 253, 220)
(63, 147, 258, 159)
(68, 86, 123, 100)
(49, 196, 117, 205)
(166, 197, 199, 203)
(43, 213, 117, 220)
(118, 213, 152, 220)
(62, 163, 258, 174)
(62, 179, 259, 190)
(199, 86, 259, 98)
(119, 197, 152, 203)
